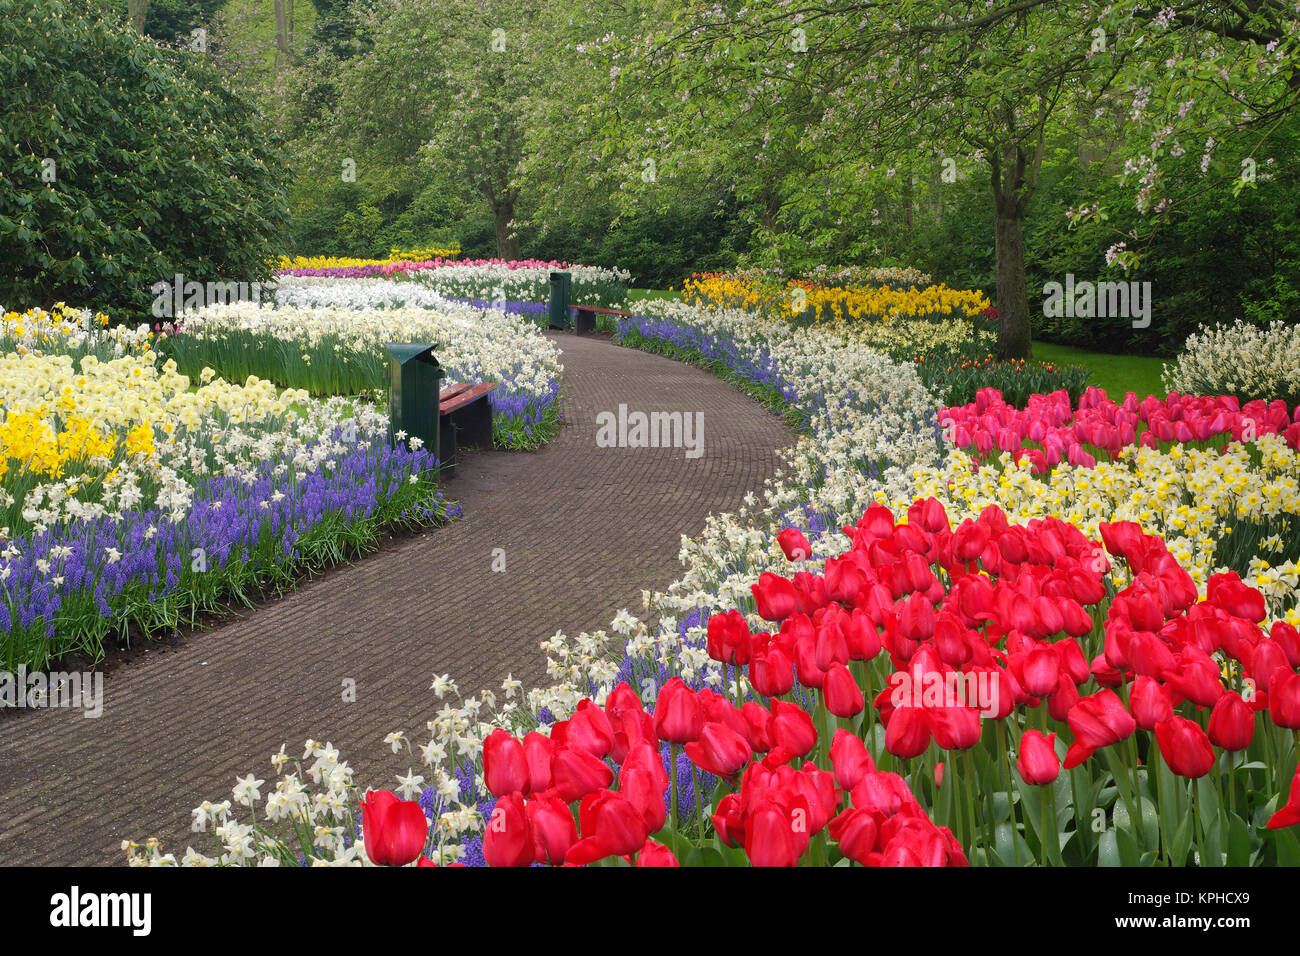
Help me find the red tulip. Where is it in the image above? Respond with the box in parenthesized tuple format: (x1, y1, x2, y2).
(621, 739, 670, 792)
(633, 840, 680, 866)
(857, 503, 897, 540)
(753, 572, 798, 621)
(823, 662, 865, 717)
(885, 704, 931, 759)
(551, 745, 614, 803)
(1128, 675, 1174, 731)
(522, 731, 556, 793)
(359, 790, 429, 867)
(743, 796, 811, 867)
(1063, 690, 1137, 768)
(712, 792, 744, 848)
(793, 632, 829, 689)
(1247, 639, 1290, 694)
(766, 699, 818, 765)
(653, 677, 703, 744)
(830, 729, 875, 790)
(1207, 691, 1255, 751)
(1161, 645, 1225, 707)
(707, 609, 753, 666)
(620, 764, 668, 833)
(1207, 571, 1267, 622)
(829, 807, 879, 864)
(483, 793, 533, 868)
(557, 699, 615, 759)
(926, 703, 982, 751)
(1046, 672, 1080, 722)
(1269, 669, 1300, 729)
(791, 762, 840, 834)
(792, 570, 830, 615)
(909, 496, 949, 534)
(483, 729, 530, 798)
(1018, 644, 1061, 697)
(1267, 768, 1300, 829)
(952, 518, 991, 563)
(525, 793, 579, 865)
(685, 722, 754, 778)
(740, 700, 774, 752)
(1126, 631, 1178, 678)
(1271, 622, 1300, 669)
(566, 790, 650, 865)
(1016, 730, 1060, 786)
(749, 643, 795, 697)
(777, 527, 812, 561)
(897, 592, 936, 642)
(851, 771, 920, 817)
(1154, 716, 1216, 779)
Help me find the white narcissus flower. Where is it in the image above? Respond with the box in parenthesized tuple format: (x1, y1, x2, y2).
(232, 774, 265, 807)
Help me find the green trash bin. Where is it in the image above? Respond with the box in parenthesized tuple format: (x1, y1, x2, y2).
(386, 343, 445, 463)
(548, 271, 571, 330)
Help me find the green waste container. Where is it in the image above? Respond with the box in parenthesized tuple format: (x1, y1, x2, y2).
(548, 271, 571, 330)
(386, 343, 445, 463)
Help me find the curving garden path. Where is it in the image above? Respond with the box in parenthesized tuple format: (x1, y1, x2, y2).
(0, 333, 794, 866)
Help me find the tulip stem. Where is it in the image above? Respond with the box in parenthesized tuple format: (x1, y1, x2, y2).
(692, 764, 705, 841)
(1039, 788, 1051, 866)
(1045, 782, 1065, 867)
(960, 751, 974, 855)
(996, 721, 1021, 867)
(669, 743, 680, 859)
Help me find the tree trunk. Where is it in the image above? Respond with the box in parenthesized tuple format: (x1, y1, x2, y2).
(493, 201, 521, 260)
(902, 164, 914, 231)
(993, 196, 1032, 360)
(274, 0, 293, 70)
(128, 0, 150, 35)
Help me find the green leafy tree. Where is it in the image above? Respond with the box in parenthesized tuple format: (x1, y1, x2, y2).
(605, 1, 1300, 356)
(0, 0, 290, 318)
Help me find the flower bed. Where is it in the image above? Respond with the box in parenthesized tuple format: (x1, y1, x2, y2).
(0, 308, 453, 671)
(128, 294, 1300, 867)
(159, 299, 562, 450)
(1164, 319, 1300, 409)
(275, 248, 462, 273)
(406, 259, 630, 307)
(681, 270, 990, 328)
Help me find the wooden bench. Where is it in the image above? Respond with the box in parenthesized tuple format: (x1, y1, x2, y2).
(438, 380, 496, 476)
(570, 304, 634, 334)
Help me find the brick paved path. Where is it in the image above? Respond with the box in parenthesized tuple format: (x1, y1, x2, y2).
(0, 333, 793, 866)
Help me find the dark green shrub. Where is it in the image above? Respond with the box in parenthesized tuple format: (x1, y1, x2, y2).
(0, 0, 290, 319)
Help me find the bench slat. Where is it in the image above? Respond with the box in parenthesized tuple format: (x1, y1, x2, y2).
(439, 381, 496, 415)
(573, 305, 634, 317)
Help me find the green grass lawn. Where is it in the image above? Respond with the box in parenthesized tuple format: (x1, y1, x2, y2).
(626, 288, 677, 304)
(1033, 341, 1169, 400)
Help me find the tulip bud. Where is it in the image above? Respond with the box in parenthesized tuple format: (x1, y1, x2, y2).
(359, 790, 430, 867)
(777, 527, 812, 561)
(823, 662, 865, 717)
(483, 729, 531, 798)
(653, 677, 703, 744)
(483, 793, 533, 868)
(1015, 730, 1060, 786)
(1207, 691, 1255, 752)
(1154, 716, 1216, 779)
